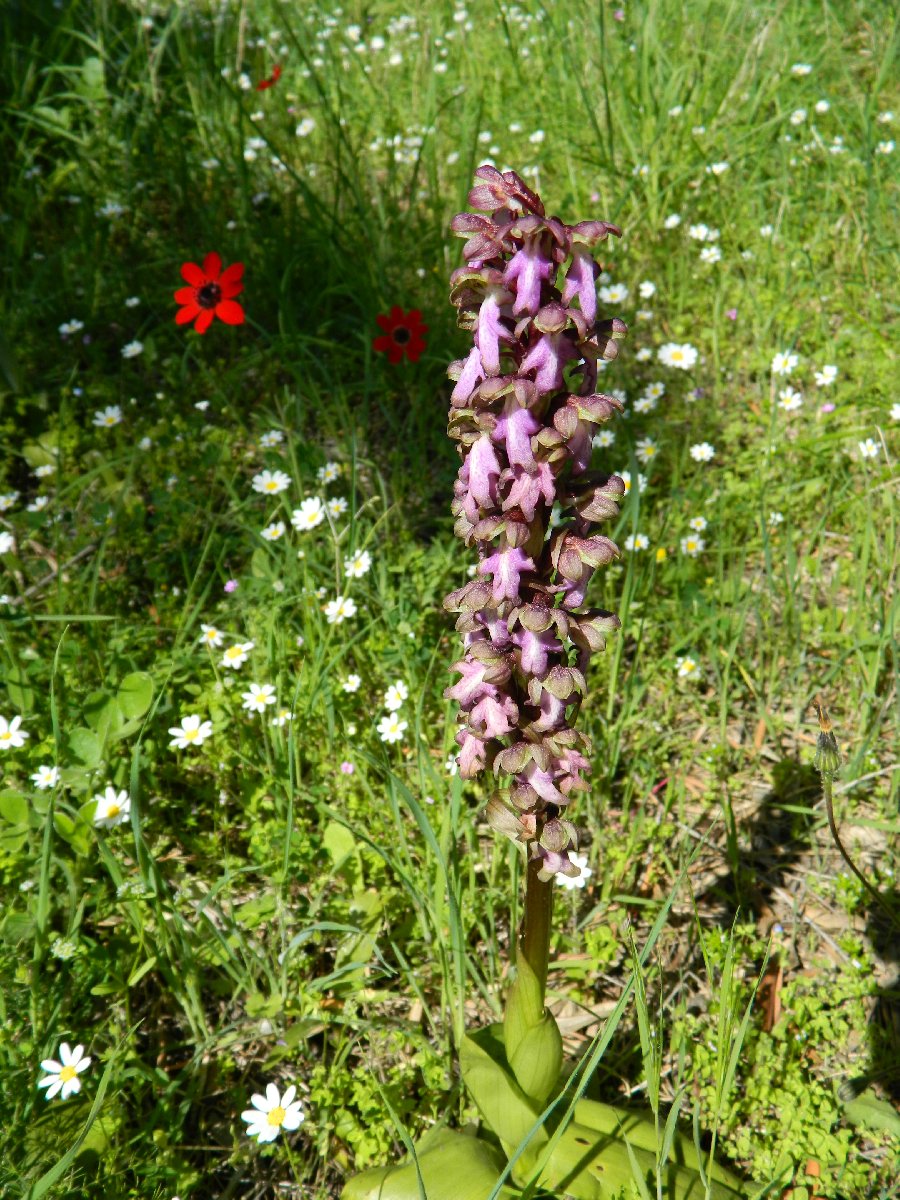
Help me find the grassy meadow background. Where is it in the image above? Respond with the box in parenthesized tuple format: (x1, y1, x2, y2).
(1, 0, 898, 1196)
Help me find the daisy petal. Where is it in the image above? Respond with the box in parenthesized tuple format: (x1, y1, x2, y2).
(71, 1045, 85, 1062)
(250, 1093, 269, 1111)
(61, 1077, 81, 1099)
(59, 1044, 73, 1066)
(40, 1059, 62, 1074)
(282, 1108, 303, 1130)
(281, 1085, 296, 1108)
(74, 1055, 92, 1073)
(265, 1082, 280, 1107)
(44, 1079, 63, 1100)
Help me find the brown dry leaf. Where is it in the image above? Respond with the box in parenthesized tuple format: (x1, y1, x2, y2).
(757, 954, 783, 1032)
(754, 718, 767, 751)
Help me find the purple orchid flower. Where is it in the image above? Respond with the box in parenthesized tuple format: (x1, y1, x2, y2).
(443, 167, 626, 879)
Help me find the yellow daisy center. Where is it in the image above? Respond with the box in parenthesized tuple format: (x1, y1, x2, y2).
(265, 481, 278, 491)
(0, 731, 11, 742)
(107, 804, 120, 818)
(59, 1065, 77, 1083)
(184, 729, 198, 741)
(267, 1105, 286, 1127)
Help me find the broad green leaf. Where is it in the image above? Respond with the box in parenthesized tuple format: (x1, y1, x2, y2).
(83, 691, 123, 739)
(1, 911, 35, 943)
(841, 1089, 900, 1136)
(68, 726, 102, 767)
(523, 1099, 750, 1200)
(0, 789, 28, 825)
(460, 1024, 544, 1151)
(4, 664, 34, 713)
(235, 893, 277, 929)
(116, 671, 153, 719)
(341, 1128, 514, 1200)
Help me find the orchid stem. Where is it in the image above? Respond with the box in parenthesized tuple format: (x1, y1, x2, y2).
(519, 855, 554, 1011)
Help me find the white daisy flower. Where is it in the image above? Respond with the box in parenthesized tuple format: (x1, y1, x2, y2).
(261, 521, 286, 542)
(93, 786, 130, 827)
(624, 533, 649, 551)
(31, 765, 59, 790)
(619, 470, 647, 495)
(384, 681, 409, 712)
(121, 341, 143, 359)
(242, 683, 277, 713)
(700, 245, 722, 264)
(638, 280, 656, 299)
(323, 596, 356, 624)
(814, 364, 838, 387)
(858, 438, 880, 460)
(634, 397, 657, 414)
(377, 713, 407, 744)
(663, 214, 682, 229)
(252, 469, 291, 495)
(635, 438, 658, 465)
(241, 1083, 305, 1143)
(326, 496, 348, 519)
(259, 430, 284, 447)
(93, 405, 123, 428)
(689, 516, 708, 531)
(291, 497, 325, 531)
(790, 63, 812, 77)
(592, 430, 615, 448)
(768, 511, 785, 527)
(599, 283, 629, 304)
(344, 549, 372, 578)
(689, 442, 715, 462)
(680, 535, 705, 556)
(343, 674, 361, 693)
(770, 350, 799, 376)
(168, 715, 213, 749)
(555, 853, 593, 891)
(0, 714, 28, 750)
(0, 531, 14, 555)
(270, 707, 294, 727)
(778, 387, 803, 412)
(657, 342, 698, 370)
(38, 1043, 92, 1101)
(221, 641, 255, 670)
(706, 161, 729, 176)
(643, 381, 666, 400)
(316, 461, 341, 484)
(199, 624, 224, 648)
(0, 492, 19, 512)
(676, 655, 699, 678)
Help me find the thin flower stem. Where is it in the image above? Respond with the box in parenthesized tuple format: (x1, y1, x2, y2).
(821, 772, 899, 933)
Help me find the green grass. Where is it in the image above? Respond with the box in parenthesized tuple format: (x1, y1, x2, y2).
(1, 0, 898, 1197)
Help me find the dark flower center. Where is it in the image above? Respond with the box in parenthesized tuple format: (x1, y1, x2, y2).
(391, 326, 411, 345)
(198, 282, 222, 309)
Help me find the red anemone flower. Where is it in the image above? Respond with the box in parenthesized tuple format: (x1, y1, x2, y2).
(256, 64, 282, 90)
(373, 306, 428, 364)
(175, 253, 245, 335)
